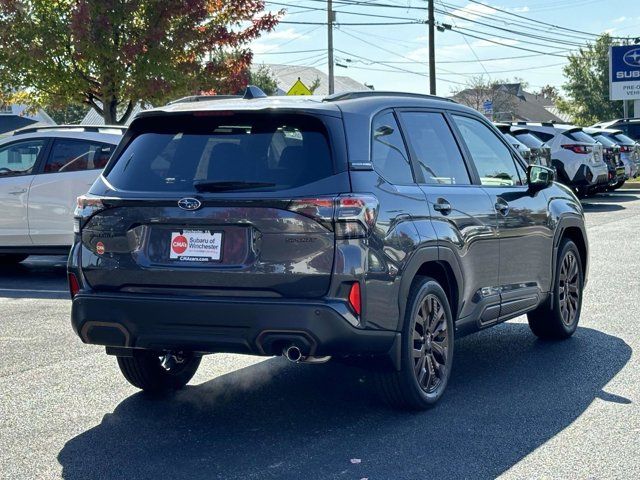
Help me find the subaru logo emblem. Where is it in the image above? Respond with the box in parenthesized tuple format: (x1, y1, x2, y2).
(177, 197, 202, 211)
(623, 48, 640, 68)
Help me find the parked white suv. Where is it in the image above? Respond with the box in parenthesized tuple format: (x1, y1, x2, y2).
(512, 122, 609, 196)
(0, 125, 124, 264)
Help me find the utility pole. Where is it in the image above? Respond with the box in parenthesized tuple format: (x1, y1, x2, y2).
(428, 0, 436, 95)
(328, 0, 335, 95)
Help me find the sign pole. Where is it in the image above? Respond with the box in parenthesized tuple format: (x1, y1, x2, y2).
(624, 100, 629, 119)
(635, 99, 640, 119)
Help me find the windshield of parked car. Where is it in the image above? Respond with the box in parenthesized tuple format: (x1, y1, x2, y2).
(611, 133, 636, 145)
(513, 131, 545, 148)
(105, 114, 334, 193)
(563, 130, 597, 144)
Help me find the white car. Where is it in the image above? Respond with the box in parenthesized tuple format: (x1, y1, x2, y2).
(0, 125, 124, 264)
(512, 122, 609, 196)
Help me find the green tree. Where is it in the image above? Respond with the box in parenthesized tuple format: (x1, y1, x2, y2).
(249, 64, 279, 95)
(47, 104, 90, 124)
(0, 1, 281, 125)
(557, 34, 624, 125)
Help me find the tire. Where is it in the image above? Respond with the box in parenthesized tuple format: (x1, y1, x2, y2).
(375, 276, 454, 410)
(0, 254, 28, 265)
(117, 351, 201, 393)
(527, 239, 583, 340)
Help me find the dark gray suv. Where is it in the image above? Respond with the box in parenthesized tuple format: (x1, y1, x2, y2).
(68, 90, 588, 409)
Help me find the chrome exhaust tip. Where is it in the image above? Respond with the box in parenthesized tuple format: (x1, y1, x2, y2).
(283, 345, 303, 363)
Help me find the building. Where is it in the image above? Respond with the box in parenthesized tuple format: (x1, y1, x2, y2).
(451, 82, 566, 123)
(80, 102, 147, 126)
(256, 64, 370, 95)
(0, 104, 55, 135)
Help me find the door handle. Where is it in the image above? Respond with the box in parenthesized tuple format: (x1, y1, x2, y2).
(9, 188, 27, 195)
(433, 198, 452, 215)
(495, 197, 510, 216)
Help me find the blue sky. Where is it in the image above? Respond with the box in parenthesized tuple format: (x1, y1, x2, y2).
(251, 0, 639, 96)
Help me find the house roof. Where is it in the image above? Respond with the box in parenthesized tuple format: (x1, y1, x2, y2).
(81, 102, 147, 126)
(255, 64, 370, 96)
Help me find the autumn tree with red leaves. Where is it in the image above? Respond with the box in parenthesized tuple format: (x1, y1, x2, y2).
(0, 1, 280, 124)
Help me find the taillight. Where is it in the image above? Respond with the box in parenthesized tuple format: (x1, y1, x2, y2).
(75, 195, 112, 233)
(620, 145, 631, 153)
(68, 273, 80, 298)
(348, 282, 361, 315)
(287, 194, 379, 239)
(561, 144, 592, 154)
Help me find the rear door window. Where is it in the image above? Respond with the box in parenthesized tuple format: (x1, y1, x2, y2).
(105, 114, 335, 193)
(44, 139, 114, 173)
(399, 111, 470, 185)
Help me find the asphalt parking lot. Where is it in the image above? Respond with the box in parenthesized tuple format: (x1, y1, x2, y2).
(1, 191, 639, 479)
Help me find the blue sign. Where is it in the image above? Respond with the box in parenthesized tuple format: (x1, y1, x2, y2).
(482, 100, 493, 113)
(610, 45, 640, 100)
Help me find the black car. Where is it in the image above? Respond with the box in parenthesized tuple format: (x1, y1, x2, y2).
(592, 118, 640, 142)
(69, 89, 588, 410)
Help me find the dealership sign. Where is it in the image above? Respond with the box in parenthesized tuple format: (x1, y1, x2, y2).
(610, 45, 640, 100)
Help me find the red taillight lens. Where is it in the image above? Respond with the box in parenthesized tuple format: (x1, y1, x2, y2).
(561, 144, 591, 154)
(68, 273, 80, 298)
(287, 194, 379, 239)
(620, 145, 631, 153)
(348, 282, 361, 315)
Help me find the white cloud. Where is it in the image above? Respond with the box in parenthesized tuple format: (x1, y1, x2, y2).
(613, 16, 628, 23)
(511, 6, 530, 13)
(264, 28, 308, 41)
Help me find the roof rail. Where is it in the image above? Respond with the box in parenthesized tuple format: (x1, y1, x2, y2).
(323, 91, 456, 103)
(167, 95, 240, 105)
(13, 124, 127, 136)
(167, 86, 267, 105)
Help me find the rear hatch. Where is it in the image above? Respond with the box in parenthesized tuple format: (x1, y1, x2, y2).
(561, 129, 604, 165)
(512, 129, 552, 167)
(78, 111, 350, 298)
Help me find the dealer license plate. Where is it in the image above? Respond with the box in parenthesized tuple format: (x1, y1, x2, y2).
(169, 230, 223, 262)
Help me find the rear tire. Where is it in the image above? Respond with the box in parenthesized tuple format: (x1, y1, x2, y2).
(527, 239, 583, 340)
(375, 276, 454, 410)
(0, 254, 28, 265)
(117, 351, 201, 393)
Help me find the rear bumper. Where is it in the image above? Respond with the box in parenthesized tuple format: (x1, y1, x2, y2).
(71, 292, 396, 357)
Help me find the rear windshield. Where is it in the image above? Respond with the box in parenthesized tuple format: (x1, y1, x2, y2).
(562, 130, 596, 144)
(105, 114, 335, 192)
(513, 131, 544, 148)
(591, 134, 616, 147)
(623, 123, 640, 140)
(502, 133, 520, 146)
(612, 133, 636, 145)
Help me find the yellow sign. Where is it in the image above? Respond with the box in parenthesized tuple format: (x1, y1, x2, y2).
(287, 78, 312, 96)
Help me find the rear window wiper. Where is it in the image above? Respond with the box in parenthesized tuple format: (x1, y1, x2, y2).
(193, 180, 276, 192)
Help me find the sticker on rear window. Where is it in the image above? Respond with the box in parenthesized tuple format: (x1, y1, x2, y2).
(170, 231, 222, 261)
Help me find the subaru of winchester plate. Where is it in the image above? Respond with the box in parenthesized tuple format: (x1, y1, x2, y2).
(170, 230, 223, 262)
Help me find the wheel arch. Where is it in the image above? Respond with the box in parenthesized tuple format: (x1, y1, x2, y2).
(398, 246, 463, 332)
(553, 218, 588, 287)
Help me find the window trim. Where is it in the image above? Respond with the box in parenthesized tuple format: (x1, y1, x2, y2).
(395, 107, 476, 187)
(368, 108, 418, 186)
(448, 111, 528, 188)
(38, 138, 115, 176)
(0, 138, 51, 178)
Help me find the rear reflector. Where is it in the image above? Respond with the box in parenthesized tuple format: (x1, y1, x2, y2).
(68, 273, 80, 298)
(348, 282, 361, 315)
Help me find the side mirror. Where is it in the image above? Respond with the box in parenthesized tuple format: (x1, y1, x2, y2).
(528, 164, 554, 190)
(374, 125, 394, 138)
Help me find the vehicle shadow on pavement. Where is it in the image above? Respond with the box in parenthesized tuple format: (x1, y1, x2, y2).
(580, 203, 626, 213)
(0, 256, 68, 299)
(58, 324, 631, 480)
